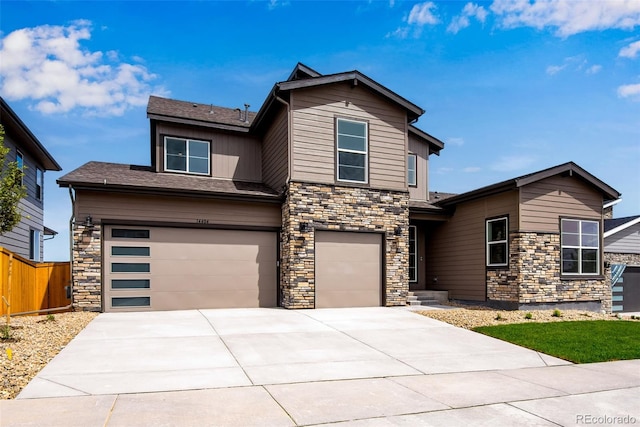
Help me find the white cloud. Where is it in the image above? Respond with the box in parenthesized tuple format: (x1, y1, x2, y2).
(463, 166, 481, 172)
(0, 21, 167, 116)
(546, 64, 566, 75)
(586, 64, 602, 74)
(447, 3, 488, 34)
(490, 0, 640, 37)
(490, 155, 537, 172)
(617, 83, 640, 100)
(447, 137, 465, 146)
(408, 2, 439, 25)
(619, 40, 640, 58)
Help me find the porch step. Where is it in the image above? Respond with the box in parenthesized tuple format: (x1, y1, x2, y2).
(407, 291, 448, 307)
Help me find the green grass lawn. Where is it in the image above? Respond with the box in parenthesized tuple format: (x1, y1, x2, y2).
(473, 320, 640, 363)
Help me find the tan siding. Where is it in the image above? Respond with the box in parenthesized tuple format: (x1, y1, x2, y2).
(426, 191, 519, 301)
(155, 123, 262, 182)
(262, 106, 289, 190)
(290, 84, 408, 190)
(76, 190, 281, 228)
(520, 176, 602, 232)
(408, 135, 428, 201)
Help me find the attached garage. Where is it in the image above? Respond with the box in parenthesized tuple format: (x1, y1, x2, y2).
(612, 266, 640, 313)
(315, 231, 383, 308)
(104, 225, 278, 312)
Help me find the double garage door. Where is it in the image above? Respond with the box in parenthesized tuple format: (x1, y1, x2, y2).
(104, 226, 277, 312)
(104, 226, 383, 312)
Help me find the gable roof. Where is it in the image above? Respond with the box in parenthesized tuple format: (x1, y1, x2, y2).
(604, 215, 640, 238)
(0, 97, 61, 171)
(409, 126, 444, 155)
(57, 161, 280, 201)
(437, 162, 620, 207)
(147, 96, 257, 132)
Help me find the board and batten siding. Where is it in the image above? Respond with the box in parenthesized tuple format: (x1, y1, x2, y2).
(426, 191, 519, 301)
(153, 122, 262, 182)
(262, 106, 289, 191)
(0, 134, 44, 260)
(408, 134, 429, 201)
(519, 175, 603, 232)
(290, 84, 408, 191)
(75, 191, 281, 228)
(605, 222, 640, 254)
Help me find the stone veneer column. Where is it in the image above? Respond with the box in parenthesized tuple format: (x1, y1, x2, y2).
(280, 182, 409, 308)
(72, 224, 102, 311)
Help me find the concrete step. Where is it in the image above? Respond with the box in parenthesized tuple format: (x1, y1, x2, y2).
(407, 290, 448, 306)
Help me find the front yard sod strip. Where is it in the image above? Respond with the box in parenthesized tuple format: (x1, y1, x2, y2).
(473, 320, 640, 364)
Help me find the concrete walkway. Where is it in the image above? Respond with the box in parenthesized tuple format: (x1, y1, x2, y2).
(1, 307, 638, 426)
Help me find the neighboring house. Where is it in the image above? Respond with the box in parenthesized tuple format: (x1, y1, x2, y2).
(0, 97, 61, 261)
(57, 63, 620, 313)
(605, 215, 640, 313)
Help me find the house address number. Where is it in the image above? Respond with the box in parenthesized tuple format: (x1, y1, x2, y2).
(196, 219, 209, 224)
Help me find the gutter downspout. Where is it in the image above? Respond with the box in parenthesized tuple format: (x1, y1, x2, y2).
(6, 187, 75, 317)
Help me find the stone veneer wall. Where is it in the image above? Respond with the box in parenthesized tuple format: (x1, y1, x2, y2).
(72, 224, 102, 311)
(280, 181, 409, 308)
(487, 232, 610, 312)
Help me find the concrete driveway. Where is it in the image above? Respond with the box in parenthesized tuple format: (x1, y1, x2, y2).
(3, 307, 639, 426)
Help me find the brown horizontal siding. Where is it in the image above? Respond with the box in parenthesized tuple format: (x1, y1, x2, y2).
(75, 190, 281, 228)
(154, 123, 262, 182)
(408, 135, 428, 201)
(262, 106, 288, 191)
(520, 176, 602, 232)
(426, 191, 518, 301)
(290, 84, 407, 190)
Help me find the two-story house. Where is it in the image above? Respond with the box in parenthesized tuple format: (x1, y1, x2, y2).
(57, 63, 620, 313)
(1, 97, 61, 261)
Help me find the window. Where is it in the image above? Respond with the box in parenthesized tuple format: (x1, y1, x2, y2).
(486, 217, 508, 267)
(336, 119, 367, 183)
(164, 137, 210, 175)
(36, 168, 43, 200)
(29, 229, 41, 261)
(409, 225, 417, 282)
(112, 297, 150, 307)
(407, 154, 417, 186)
(112, 279, 150, 289)
(561, 219, 599, 275)
(111, 263, 150, 273)
(16, 151, 24, 185)
(112, 229, 150, 239)
(111, 246, 150, 256)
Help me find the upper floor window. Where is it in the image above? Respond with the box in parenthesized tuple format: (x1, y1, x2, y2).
(561, 219, 599, 275)
(164, 137, 210, 175)
(16, 151, 24, 185)
(336, 118, 367, 183)
(29, 229, 41, 261)
(407, 154, 417, 186)
(486, 217, 508, 267)
(36, 168, 43, 200)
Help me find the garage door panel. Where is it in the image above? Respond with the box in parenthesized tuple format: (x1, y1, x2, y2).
(315, 231, 382, 309)
(104, 226, 277, 312)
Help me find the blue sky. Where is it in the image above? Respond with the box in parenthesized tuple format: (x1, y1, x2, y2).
(1, 0, 639, 261)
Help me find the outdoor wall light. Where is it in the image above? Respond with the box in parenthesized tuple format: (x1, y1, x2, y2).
(84, 215, 94, 228)
(394, 226, 402, 236)
(300, 222, 309, 233)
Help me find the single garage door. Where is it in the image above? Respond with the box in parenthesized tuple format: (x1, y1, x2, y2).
(613, 266, 640, 313)
(315, 231, 382, 308)
(104, 226, 277, 312)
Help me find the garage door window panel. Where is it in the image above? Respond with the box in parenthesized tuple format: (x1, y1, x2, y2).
(112, 297, 150, 307)
(111, 263, 150, 273)
(111, 229, 150, 239)
(112, 279, 150, 289)
(111, 246, 150, 256)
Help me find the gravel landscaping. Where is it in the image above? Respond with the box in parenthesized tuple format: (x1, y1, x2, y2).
(1, 311, 97, 399)
(0, 307, 636, 400)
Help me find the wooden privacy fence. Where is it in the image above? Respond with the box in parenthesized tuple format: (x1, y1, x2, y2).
(1, 247, 71, 316)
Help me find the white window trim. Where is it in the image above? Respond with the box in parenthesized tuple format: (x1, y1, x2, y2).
(561, 219, 600, 275)
(407, 153, 417, 187)
(336, 118, 368, 184)
(486, 217, 508, 267)
(409, 225, 417, 282)
(164, 136, 210, 175)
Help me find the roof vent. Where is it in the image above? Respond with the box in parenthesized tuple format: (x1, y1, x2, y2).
(209, 104, 214, 114)
(244, 104, 250, 123)
(192, 103, 197, 108)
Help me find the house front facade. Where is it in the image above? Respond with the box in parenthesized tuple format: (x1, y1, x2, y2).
(58, 64, 619, 313)
(0, 97, 61, 261)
